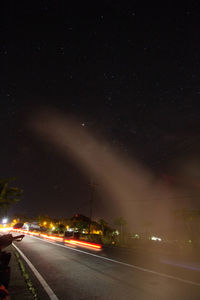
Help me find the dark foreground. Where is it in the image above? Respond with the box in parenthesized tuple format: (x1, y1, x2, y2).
(13, 235, 200, 300)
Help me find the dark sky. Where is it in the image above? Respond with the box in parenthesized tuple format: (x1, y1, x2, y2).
(1, 1, 200, 223)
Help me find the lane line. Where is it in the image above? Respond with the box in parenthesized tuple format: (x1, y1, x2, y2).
(23, 235, 200, 288)
(12, 243, 59, 300)
(161, 259, 200, 272)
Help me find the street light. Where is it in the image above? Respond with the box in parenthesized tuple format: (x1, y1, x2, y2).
(2, 218, 8, 224)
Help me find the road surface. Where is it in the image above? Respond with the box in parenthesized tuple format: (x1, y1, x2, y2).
(13, 235, 200, 299)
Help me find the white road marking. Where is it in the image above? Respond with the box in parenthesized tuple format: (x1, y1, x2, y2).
(12, 243, 59, 300)
(18, 235, 200, 288)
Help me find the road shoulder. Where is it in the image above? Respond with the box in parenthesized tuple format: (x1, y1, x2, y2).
(8, 245, 35, 299)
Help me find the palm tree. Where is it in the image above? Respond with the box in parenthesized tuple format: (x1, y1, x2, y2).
(98, 219, 108, 235)
(142, 220, 153, 238)
(114, 217, 127, 243)
(174, 208, 200, 243)
(0, 177, 23, 216)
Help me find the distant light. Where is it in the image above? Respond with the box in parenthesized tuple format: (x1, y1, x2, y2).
(24, 224, 29, 231)
(43, 221, 47, 226)
(2, 218, 8, 224)
(151, 236, 162, 241)
(134, 234, 140, 239)
(0, 227, 13, 232)
(67, 228, 74, 232)
(52, 226, 55, 230)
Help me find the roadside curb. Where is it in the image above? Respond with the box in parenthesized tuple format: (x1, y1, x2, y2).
(13, 247, 38, 299)
(8, 245, 37, 299)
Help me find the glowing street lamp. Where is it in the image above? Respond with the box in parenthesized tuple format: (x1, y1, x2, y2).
(2, 218, 8, 224)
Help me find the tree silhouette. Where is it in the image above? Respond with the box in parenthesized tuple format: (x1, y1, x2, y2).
(114, 217, 127, 243)
(174, 208, 200, 242)
(98, 219, 108, 235)
(0, 177, 23, 216)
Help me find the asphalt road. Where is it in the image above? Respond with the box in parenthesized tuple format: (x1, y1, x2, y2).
(13, 235, 200, 300)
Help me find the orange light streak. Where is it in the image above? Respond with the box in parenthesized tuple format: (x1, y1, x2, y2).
(64, 239, 102, 249)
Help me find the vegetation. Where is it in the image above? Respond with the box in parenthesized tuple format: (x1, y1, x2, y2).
(174, 208, 200, 244)
(98, 219, 109, 235)
(9, 209, 129, 247)
(0, 177, 23, 216)
(114, 217, 127, 244)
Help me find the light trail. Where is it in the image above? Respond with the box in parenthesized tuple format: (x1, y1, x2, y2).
(64, 239, 102, 249)
(12, 229, 101, 250)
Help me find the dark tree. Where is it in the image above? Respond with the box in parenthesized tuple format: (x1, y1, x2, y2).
(0, 177, 23, 216)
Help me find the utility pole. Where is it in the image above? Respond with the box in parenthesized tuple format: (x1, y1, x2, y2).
(88, 181, 98, 235)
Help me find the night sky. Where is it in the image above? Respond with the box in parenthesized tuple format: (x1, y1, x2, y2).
(1, 1, 200, 225)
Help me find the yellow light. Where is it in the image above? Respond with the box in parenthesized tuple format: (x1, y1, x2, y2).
(92, 230, 102, 235)
(43, 221, 47, 226)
